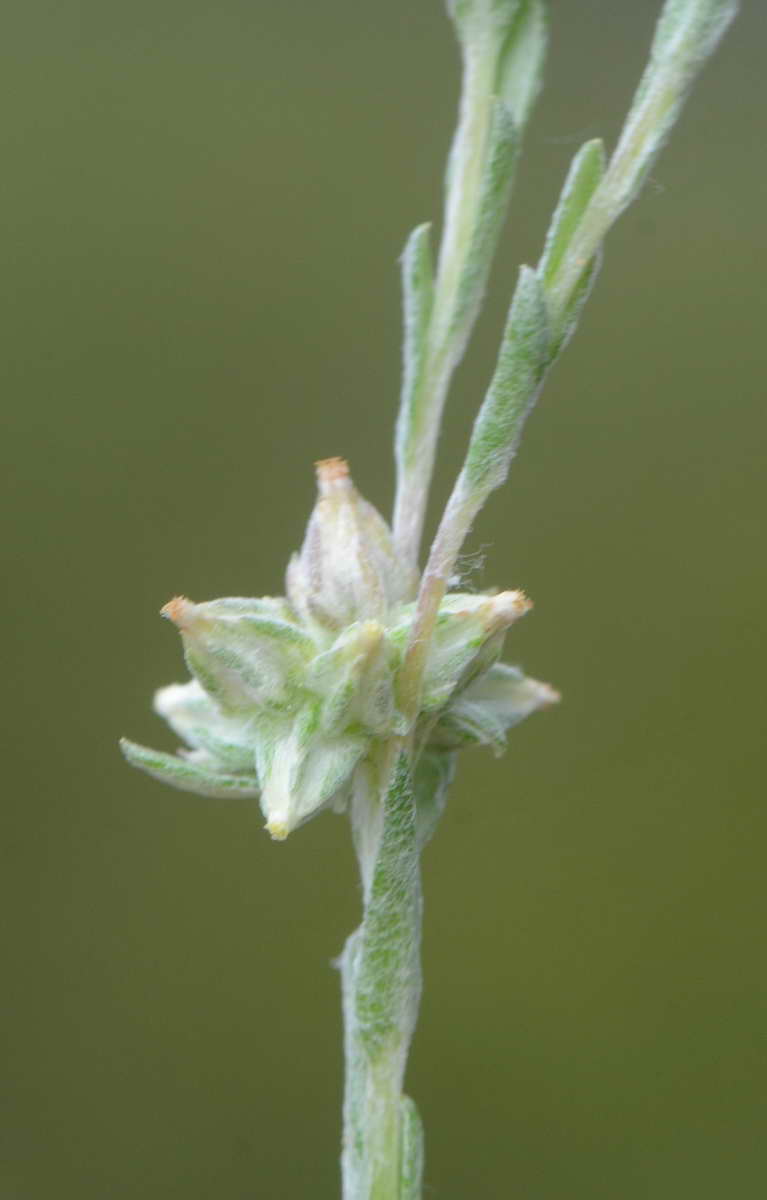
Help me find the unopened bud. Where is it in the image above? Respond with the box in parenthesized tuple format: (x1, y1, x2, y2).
(307, 619, 402, 737)
(392, 589, 531, 712)
(430, 662, 559, 754)
(254, 709, 368, 839)
(161, 595, 314, 713)
(286, 458, 416, 634)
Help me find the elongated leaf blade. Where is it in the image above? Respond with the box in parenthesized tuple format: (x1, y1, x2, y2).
(449, 100, 519, 353)
(395, 223, 434, 471)
(497, 0, 547, 130)
(608, 0, 738, 219)
(446, 0, 523, 42)
(463, 265, 549, 498)
(399, 1095, 425, 1199)
(539, 139, 606, 288)
(413, 749, 455, 849)
(538, 138, 606, 355)
(120, 738, 260, 799)
(353, 755, 420, 1054)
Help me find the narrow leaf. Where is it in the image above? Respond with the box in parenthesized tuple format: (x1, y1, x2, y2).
(399, 1095, 425, 1200)
(354, 755, 421, 1055)
(497, 0, 547, 130)
(641, 0, 738, 108)
(539, 139, 606, 289)
(413, 749, 455, 849)
(607, 0, 738, 220)
(538, 139, 606, 356)
(395, 223, 434, 471)
(449, 100, 519, 352)
(119, 738, 260, 800)
(446, 0, 523, 42)
(463, 266, 549, 498)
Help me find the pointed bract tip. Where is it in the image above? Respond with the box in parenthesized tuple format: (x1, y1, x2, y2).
(537, 682, 561, 707)
(266, 819, 290, 842)
(486, 589, 532, 628)
(315, 456, 351, 496)
(356, 619, 385, 646)
(161, 595, 193, 628)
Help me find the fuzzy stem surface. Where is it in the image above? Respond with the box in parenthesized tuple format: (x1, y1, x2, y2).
(340, 751, 424, 1199)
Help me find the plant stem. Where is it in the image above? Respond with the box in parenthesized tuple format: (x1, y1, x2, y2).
(340, 751, 424, 1199)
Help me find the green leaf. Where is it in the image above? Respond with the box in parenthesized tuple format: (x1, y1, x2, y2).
(395, 223, 434, 472)
(398, 1094, 425, 1199)
(353, 755, 420, 1054)
(607, 0, 738, 220)
(119, 738, 260, 800)
(447, 1, 546, 125)
(413, 749, 455, 849)
(497, 0, 547, 130)
(449, 100, 519, 352)
(538, 138, 606, 355)
(446, 0, 523, 41)
(539, 139, 606, 289)
(639, 0, 739, 112)
(462, 265, 549, 497)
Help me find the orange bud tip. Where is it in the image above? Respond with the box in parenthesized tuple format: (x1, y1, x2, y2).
(315, 457, 351, 496)
(161, 595, 192, 628)
(487, 590, 533, 626)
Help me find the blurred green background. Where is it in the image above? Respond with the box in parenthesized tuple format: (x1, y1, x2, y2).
(2, 2, 764, 1197)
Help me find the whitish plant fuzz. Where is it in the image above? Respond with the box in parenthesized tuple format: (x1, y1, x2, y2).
(122, 2, 737, 1196)
(122, 457, 553, 842)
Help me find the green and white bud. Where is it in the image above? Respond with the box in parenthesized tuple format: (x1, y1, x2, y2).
(430, 661, 559, 753)
(122, 459, 554, 839)
(392, 588, 531, 712)
(286, 458, 416, 635)
(253, 708, 368, 841)
(306, 619, 403, 738)
(161, 594, 314, 714)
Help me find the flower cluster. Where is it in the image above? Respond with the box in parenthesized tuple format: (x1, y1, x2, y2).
(121, 459, 557, 838)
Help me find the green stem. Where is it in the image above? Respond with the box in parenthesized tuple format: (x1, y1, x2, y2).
(340, 752, 424, 1199)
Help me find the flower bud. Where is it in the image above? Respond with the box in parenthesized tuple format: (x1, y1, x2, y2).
(122, 458, 557, 840)
(286, 458, 416, 635)
(161, 595, 315, 714)
(391, 589, 531, 712)
(430, 662, 559, 754)
(307, 619, 403, 737)
(253, 708, 368, 840)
